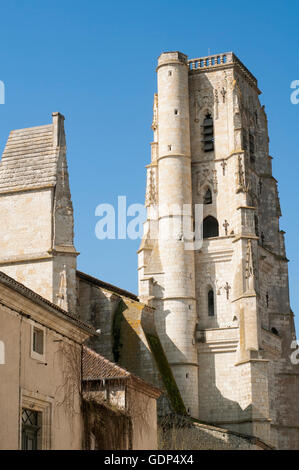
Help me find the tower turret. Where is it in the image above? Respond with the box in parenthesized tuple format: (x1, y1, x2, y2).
(139, 52, 199, 416)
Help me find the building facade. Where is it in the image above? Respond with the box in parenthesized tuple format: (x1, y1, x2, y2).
(0, 270, 93, 450)
(138, 51, 299, 449)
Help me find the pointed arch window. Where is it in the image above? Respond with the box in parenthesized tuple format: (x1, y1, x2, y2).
(203, 114, 214, 152)
(203, 188, 212, 204)
(203, 216, 219, 238)
(208, 289, 215, 316)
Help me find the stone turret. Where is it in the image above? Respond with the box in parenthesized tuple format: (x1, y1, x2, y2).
(139, 52, 199, 416)
(0, 112, 78, 313)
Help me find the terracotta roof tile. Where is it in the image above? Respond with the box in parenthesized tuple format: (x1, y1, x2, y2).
(82, 347, 131, 381)
(82, 347, 162, 398)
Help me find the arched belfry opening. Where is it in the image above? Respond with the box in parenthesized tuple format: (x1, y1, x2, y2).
(203, 216, 219, 238)
(203, 113, 214, 152)
(208, 289, 215, 317)
(203, 188, 212, 205)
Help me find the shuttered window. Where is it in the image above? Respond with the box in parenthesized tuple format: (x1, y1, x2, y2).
(203, 114, 214, 152)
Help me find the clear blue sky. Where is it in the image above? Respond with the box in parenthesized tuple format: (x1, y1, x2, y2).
(0, 1, 298, 331)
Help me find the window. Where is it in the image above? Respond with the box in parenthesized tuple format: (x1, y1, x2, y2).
(21, 391, 52, 449)
(271, 327, 279, 336)
(203, 114, 214, 152)
(203, 216, 219, 238)
(208, 289, 215, 316)
(254, 215, 259, 237)
(249, 133, 255, 163)
(33, 327, 44, 355)
(22, 408, 41, 450)
(203, 188, 212, 204)
(31, 325, 45, 361)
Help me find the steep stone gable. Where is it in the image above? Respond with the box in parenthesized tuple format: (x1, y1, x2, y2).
(0, 124, 58, 193)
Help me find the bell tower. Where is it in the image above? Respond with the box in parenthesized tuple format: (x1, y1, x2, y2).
(139, 51, 299, 449)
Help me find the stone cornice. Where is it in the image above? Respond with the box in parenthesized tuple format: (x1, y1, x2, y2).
(232, 234, 259, 243)
(0, 184, 54, 196)
(0, 252, 53, 265)
(232, 293, 257, 303)
(157, 153, 191, 162)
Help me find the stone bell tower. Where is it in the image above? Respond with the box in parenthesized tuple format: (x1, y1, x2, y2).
(138, 51, 299, 449)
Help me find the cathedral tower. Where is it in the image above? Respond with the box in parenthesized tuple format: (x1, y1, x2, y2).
(138, 51, 299, 449)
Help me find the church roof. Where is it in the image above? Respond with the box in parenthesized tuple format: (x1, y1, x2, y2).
(0, 113, 64, 194)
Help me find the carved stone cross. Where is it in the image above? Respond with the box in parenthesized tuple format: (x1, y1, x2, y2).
(224, 282, 231, 299)
(223, 219, 229, 236)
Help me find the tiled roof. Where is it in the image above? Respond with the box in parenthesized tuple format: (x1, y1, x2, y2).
(82, 347, 162, 398)
(82, 347, 131, 381)
(0, 124, 59, 193)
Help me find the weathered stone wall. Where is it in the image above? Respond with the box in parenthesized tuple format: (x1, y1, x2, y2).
(77, 273, 159, 386)
(158, 416, 272, 450)
(77, 273, 184, 417)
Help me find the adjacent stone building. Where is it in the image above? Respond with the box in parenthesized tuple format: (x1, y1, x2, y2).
(138, 51, 299, 449)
